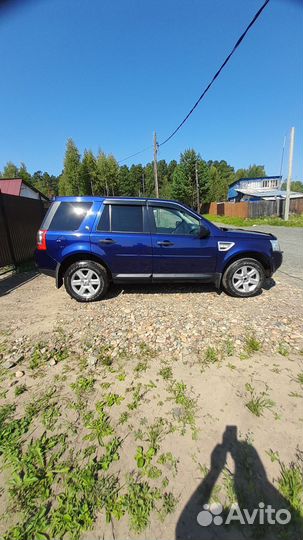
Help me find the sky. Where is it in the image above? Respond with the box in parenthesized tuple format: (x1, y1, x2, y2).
(0, 0, 302, 179)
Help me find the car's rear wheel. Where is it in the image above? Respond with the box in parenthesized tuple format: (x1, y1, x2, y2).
(64, 260, 109, 302)
(222, 258, 265, 298)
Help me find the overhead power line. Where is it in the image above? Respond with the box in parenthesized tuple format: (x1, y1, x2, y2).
(117, 0, 270, 164)
(158, 0, 270, 146)
(117, 145, 152, 164)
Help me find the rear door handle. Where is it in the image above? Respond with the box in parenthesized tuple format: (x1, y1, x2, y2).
(99, 238, 116, 245)
(157, 241, 174, 247)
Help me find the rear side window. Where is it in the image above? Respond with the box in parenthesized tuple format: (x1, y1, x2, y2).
(97, 204, 143, 233)
(43, 202, 92, 231)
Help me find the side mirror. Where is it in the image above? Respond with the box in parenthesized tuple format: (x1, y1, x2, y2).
(199, 224, 210, 238)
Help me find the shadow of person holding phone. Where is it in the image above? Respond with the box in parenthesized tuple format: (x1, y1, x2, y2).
(176, 426, 303, 539)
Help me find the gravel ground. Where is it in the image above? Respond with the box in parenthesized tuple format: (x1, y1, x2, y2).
(0, 272, 303, 356)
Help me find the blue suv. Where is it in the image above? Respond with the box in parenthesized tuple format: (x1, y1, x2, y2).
(36, 196, 283, 302)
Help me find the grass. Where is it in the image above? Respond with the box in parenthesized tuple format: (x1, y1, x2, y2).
(278, 342, 289, 357)
(204, 346, 219, 364)
(244, 333, 262, 355)
(295, 372, 303, 386)
(244, 383, 276, 417)
(203, 213, 303, 227)
(14, 384, 27, 397)
(169, 380, 198, 438)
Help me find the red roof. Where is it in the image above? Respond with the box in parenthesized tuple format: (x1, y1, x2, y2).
(0, 179, 22, 196)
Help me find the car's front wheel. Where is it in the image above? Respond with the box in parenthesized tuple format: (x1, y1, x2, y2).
(222, 258, 265, 298)
(64, 260, 109, 302)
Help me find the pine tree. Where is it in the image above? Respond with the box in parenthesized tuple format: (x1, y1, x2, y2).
(60, 138, 81, 196)
(1, 161, 18, 178)
(171, 165, 192, 205)
(79, 150, 96, 196)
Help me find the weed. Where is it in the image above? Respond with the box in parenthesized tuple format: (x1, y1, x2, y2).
(71, 376, 95, 398)
(135, 445, 156, 469)
(159, 366, 173, 380)
(104, 393, 124, 407)
(158, 452, 178, 476)
(225, 339, 235, 357)
(278, 342, 289, 357)
(42, 404, 61, 431)
(244, 334, 262, 355)
(244, 383, 275, 417)
(170, 380, 198, 437)
(124, 475, 161, 532)
(14, 384, 27, 396)
(135, 360, 148, 374)
(277, 461, 303, 515)
(29, 343, 47, 370)
(118, 411, 129, 424)
(222, 468, 237, 504)
(266, 449, 280, 463)
(139, 342, 156, 359)
(227, 362, 236, 370)
(84, 401, 114, 445)
(289, 391, 303, 398)
(204, 346, 219, 364)
(117, 371, 126, 381)
(98, 345, 113, 366)
(100, 437, 121, 470)
(295, 372, 303, 386)
(160, 492, 178, 519)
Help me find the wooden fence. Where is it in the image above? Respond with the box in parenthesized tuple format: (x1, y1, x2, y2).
(0, 193, 48, 268)
(207, 198, 303, 218)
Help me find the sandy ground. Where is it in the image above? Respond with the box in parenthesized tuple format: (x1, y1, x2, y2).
(0, 272, 303, 539)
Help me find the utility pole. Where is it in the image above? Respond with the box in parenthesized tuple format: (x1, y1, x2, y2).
(195, 161, 200, 212)
(284, 127, 295, 221)
(153, 131, 159, 198)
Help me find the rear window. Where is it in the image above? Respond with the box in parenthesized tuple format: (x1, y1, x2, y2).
(42, 202, 92, 231)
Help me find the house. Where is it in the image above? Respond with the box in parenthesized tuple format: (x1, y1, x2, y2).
(227, 176, 303, 202)
(0, 178, 48, 201)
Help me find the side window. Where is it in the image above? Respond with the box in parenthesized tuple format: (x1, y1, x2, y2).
(111, 205, 143, 232)
(152, 207, 200, 236)
(47, 202, 92, 231)
(97, 205, 110, 231)
(97, 204, 144, 233)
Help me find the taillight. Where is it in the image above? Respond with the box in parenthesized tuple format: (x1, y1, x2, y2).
(37, 229, 47, 250)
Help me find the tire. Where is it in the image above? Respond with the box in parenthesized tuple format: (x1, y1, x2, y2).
(64, 260, 109, 302)
(222, 258, 265, 298)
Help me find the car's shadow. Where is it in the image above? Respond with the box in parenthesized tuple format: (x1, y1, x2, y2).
(0, 270, 39, 297)
(104, 278, 276, 300)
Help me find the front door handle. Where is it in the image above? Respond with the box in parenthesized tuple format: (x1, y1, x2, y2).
(157, 241, 174, 247)
(99, 238, 116, 245)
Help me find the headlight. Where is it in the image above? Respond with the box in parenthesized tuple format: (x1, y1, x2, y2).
(270, 239, 281, 252)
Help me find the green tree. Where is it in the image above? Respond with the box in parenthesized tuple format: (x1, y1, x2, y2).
(281, 180, 303, 193)
(234, 164, 266, 182)
(59, 138, 81, 196)
(207, 165, 228, 202)
(79, 150, 96, 195)
(1, 161, 18, 178)
(18, 162, 32, 184)
(95, 151, 119, 196)
(171, 164, 192, 205)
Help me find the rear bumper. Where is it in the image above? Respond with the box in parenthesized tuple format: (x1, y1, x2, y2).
(37, 267, 56, 279)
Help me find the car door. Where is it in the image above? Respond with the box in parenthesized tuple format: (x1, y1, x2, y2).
(90, 200, 153, 281)
(148, 202, 217, 279)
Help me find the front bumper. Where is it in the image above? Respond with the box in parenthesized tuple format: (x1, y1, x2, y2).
(270, 251, 283, 274)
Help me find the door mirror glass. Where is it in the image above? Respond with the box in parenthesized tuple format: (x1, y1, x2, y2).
(199, 224, 210, 238)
